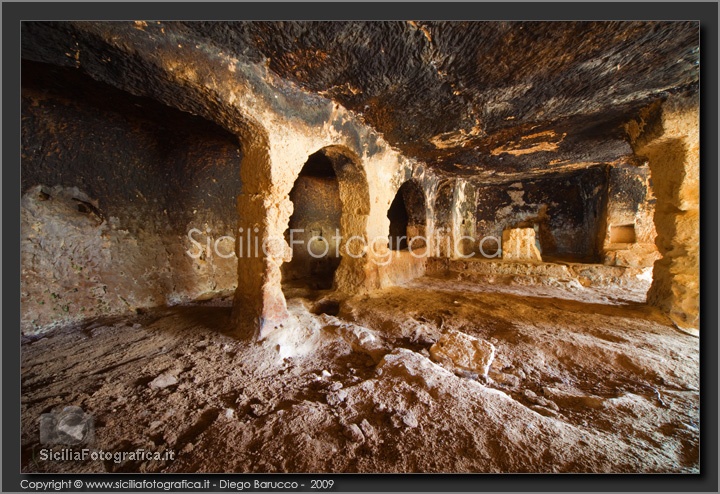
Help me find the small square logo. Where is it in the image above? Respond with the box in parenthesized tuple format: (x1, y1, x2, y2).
(39, 406, 95, 445)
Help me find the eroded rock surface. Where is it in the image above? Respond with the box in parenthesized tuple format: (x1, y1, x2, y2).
(21, 276, 699, 473)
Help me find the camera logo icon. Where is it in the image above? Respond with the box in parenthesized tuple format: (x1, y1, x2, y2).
(39, 406, 95, 445)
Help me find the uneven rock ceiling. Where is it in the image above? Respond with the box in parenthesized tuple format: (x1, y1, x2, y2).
(22, 21, 699, 181)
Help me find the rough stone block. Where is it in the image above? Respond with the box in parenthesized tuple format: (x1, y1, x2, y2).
(429, 330, 496, 377)
(149, 373, 178, 390)
(502, 228, 542, 261)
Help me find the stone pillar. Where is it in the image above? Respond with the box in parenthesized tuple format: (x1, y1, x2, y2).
(231, 136, 293, 340)
(434, 179, 477, 259)
(433, 180, 456, 258)
(453, 180, 478, 258)
(630, 94, 699, 330)
(333, 211, 371, 293)
(232, 192, 292, 340)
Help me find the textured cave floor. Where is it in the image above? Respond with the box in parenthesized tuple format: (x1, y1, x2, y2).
(21, 273, 699, 473)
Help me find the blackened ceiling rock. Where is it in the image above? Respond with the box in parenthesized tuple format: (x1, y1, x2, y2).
(22, 21, 699, 179)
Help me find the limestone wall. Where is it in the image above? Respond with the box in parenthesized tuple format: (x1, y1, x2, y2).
(21, 63, 242, 335)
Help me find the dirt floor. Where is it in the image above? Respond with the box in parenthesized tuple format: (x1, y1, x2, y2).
(21, 267, 699, 473)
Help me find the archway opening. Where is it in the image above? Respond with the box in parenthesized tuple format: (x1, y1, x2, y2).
(282, 151, 342, 291)
(388, 180, 427, 252)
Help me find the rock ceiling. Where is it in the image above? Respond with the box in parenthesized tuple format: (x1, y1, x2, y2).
(22, 21, 699, 180)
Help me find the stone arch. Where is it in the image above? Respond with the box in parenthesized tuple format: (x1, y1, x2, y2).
(280, 145, 371, 295)
(282, 151, 342, 290)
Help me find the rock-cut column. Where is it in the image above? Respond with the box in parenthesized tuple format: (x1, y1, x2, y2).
(631, 94, 699, 331)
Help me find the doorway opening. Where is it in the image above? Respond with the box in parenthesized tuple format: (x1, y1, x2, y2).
(282, 151, 342, 291)
(387, 180, 427, 252)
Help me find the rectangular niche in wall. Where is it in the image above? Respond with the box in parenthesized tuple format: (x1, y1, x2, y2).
(609, 224, 637, 244)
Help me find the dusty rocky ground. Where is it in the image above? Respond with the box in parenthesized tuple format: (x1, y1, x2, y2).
(21, 268, 699, 473)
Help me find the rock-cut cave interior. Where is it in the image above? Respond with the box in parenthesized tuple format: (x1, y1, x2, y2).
(20, 21, 700, 473)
